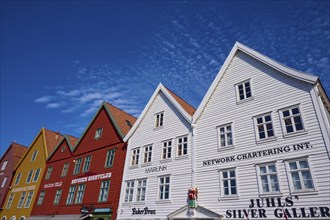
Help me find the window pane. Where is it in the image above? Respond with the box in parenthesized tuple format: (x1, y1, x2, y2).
(291, 172, 302, 190)
(289, 162, 297, 170)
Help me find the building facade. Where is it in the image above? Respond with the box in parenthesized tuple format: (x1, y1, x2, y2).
(0, 143, 27, 211)
(117, 83, 196, 219)
(191, 42, 330, 219)
(0, 128, 63, 220)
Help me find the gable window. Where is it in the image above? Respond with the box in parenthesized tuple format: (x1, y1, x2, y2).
(95, 127, 103, 140)
(143, 145, 152, 164)
(1, 177, 8, 188)
(131, 148, 140, 166)
(61, 163, 70, 177)
(220, 169, 237, 197)
(82, 156, 92, 173)
(75, 184, 86, 204)
(155, 112, 164, 128)
(45, 167, 53, 180)
(124, 180, 134, 202)
(162, 140, 172, 160)
(6, 193, 15, 209)
(137, 179, 147, 202)
(37, 191, 45, 206)
(287, 158, 314, 192)
(26, 170, 34, 183)
(218, 124, 233, 148)
(98, 180, 110, 202)
(33, 168, 41, 182)
(158, 176, 170, 200)
(14, 173, 22, 185)
(24, 191, 34, 208)
(17, 192, 27, 208)
(236, 80, 252, 101)
(31, 150, 38, 161)
(73, 158, 82, 174)
(257, 163, 280, 194)
(105, 149, 115, 167)
(254, 113, 275, 141)
(54, 189, 62, 204)
(280, 106, 304, 135)
(1, 161, 8, 171)
(66, 185, 76, 204)
(177, 136, 188, 156)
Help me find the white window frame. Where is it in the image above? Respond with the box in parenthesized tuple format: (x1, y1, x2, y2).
(105, 149, 115, 168)
(217, 123, 233, 149)
(53, 189, 62, 205)
(66, 185, 76, 204)
(254, 113, 276, 142)
(33, 168, 41, 182)
(24, 191, 34, 208)
(74, 184, 86, 204)
(161, 140, 172, 160)
(256, 163, 281, 195)
(279, 105, 305, 135)
(61, 163, 70, 177)
(6, 193, 15, 209)
(158, 175, 170, 200)
(26, 170, 34, 183)
(1, 161, 8, 171)
(131, 148, 140, 166)
(124, 180, 135, 202)
(286, 158, 315, 193)
(155, 112, 164, 128)
(177, 135, 188, 157)
(14, 173, 22, 186)
(235, 79, 252, 102)
(94, 127, 103, 140)
(219, 168, 238, 198)
(98, 180, 110, 202)
(31, 150, 38, 161)
(1, 177, 8, 188)
(82, 156, 92, 173)
(73, 158, 82, 174)
(136, 179, 147, 202)
(143, 145, 152, 164)
(45, 167, 53, 180)
(17, 192, 27, 208)
(37, 191, 45, 206)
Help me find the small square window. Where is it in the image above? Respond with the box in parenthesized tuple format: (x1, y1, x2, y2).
(95, 128, 103, 140)
(254, 113, 275, 141)
(279, 106, 305, 135)
(236, 80, 252, 102)
(217, 124, 233, 149)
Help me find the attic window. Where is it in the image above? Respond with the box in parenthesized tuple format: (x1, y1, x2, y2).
(95, 128, 103, 140)
(61, 146, 66, 152)
(155, 112, 164, 128)
(31, 150, 38, 161)
(126, 120, 132, 127)
(1, 161, 8, 171)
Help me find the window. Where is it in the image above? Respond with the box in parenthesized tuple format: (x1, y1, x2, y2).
(258, 164, 280, 194)
(124, 181, 134, 202)
(24, 191, 34, 208)
(66, 186, 76, 204)
(177, 136, 188, 156)
(137, 179, 147, 202)
(45, 167, 53, 180)
(98, 180, 110, 202)
(236, 80, 252, 101)
(17, 192, 27, 208)
(95, 127, 103, 140)
(19, 218, 25, 220)
(54, 189, 62, 204)
(218, 124, 233, 148)
(82, 156, 92, 173)
(143, 145, 152, 164)
(37, 191, 45, 205)
(162, 140, 172, 160)
(155, 112, 164, 128)
(1, 177, 8, 188)
(280, 106, 304, 134)
(75, 184, 86, 204)
(33, 168, 41, 182)
(61, 163, 70, 177)
(10, 217, 16, 220)
(31, 150, 38, 161)
(1, 217, 6, 220)
(6, 193, 14, 209)
(220, 169, 237, 197)
(1, 161, 8, 171)
(14, 173, 22, 185)
(255, 114, 275, 140)
(158, 176, 170, 200)
(73, 158, 82, 174)
(26, 170, 34, 183)
(287, 159, 314, 191)
(105, 149, 115, 167)
(131, 148, 140, 166)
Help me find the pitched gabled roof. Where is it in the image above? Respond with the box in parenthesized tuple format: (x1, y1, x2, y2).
(0, 142, 27, 163)
(46, 134, 78, 161)
(193, 41, 322, 123)
(123, 83, 196, 142)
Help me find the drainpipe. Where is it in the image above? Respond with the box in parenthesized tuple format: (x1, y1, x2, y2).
(191, 123, 196, 187)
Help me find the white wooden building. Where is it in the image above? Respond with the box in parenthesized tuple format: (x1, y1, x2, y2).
(191, 42, 330, 220)
(117, 83, 196, 220)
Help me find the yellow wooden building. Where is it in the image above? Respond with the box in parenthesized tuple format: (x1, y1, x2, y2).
(0, 128, 63, 220)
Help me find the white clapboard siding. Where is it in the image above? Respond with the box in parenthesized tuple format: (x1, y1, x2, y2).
(195, 48, 330, 219)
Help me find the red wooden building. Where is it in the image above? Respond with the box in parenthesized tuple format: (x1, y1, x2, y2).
(0, 142, 27, 211)
(29, 102, 136, 220)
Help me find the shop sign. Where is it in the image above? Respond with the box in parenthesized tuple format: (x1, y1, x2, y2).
(71, 172, 111, 184)
(12, 185, 36, 192)
(132, 207, 156, 215)
(203, 142, 312, 166)
(226, 196, 330, 219)
(44, 181, 62, 188)
(145, 165, 167, 173)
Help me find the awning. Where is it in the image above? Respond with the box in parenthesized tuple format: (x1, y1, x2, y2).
(27, 215, 89, 220)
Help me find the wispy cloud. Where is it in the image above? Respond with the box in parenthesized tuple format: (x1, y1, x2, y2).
(34, 96, 53, 103)
(46, 103, 62, 109)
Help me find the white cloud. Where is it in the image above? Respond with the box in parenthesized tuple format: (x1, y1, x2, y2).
(57, 90, 81, 97)
(34, 96, 53, 103)
(80, 106, 98, 117)
(79, 93, 102, 103)
(46, 103, 61, 109)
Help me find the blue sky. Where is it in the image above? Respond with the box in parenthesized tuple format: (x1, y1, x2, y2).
(1, 0, 329, 156)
